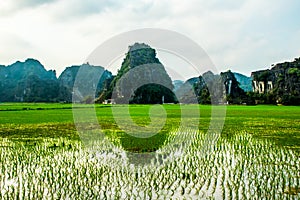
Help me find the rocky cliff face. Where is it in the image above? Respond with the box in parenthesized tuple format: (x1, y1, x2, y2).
(102, 43, 176, 104)
(251, 57, 300, 105)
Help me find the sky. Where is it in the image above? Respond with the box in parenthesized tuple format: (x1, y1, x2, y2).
(0, 0, 300, 80)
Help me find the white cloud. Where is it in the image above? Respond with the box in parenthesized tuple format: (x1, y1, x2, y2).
(0, 0, 299, 78)
(0, 0, 57, 16)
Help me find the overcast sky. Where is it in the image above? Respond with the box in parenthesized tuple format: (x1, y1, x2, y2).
(0, 0, 299, 79)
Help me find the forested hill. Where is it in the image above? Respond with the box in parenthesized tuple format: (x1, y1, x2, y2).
(251, 57, 300, 105)
(0, 43, 176, 104)
(176, 70, 249, 104)
(0, 58, 58, 102)
(0, 59, 112, 102)
(97, 43, 177, 104)
(0, 45, 299, 105)
(58, 64, 112, 103)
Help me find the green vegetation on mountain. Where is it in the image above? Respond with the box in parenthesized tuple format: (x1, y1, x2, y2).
(0, 46, 299, 105)
(0, 59, 112, 103)
(0, 59, 59, 102)
(251, 57, 300, 105)
(177, 70, 251, 104)
(58, 64, 112, 103)
(99, 43, 177, 104)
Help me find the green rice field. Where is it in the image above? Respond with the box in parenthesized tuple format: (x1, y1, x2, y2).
(0, 103, 299, 199)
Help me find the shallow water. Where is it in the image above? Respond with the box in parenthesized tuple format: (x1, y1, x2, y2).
(1, 130, 299, 199)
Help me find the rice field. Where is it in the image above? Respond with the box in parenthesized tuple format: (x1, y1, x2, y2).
(0, 103, 299, 199)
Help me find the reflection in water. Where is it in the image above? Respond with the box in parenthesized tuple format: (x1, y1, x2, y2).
(0, 131, 300, 199)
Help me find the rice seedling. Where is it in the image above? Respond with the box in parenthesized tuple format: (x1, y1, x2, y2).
(0, 104, 299, 199)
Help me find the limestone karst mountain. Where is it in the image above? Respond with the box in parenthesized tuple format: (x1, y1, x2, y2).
(0, 58, 59, 102)
(251, 57, 300, 105)
(0, 59, 112, 103)
(58, 64, 112, 103)
(0, 50, 299, 105)
(98, 43, 177, 104)
(176, 70, 249, 104)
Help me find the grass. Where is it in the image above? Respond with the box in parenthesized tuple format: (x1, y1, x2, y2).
(0, 103, 300, 198)
(0, 103, 299, 151)
(222, 105, 300, 149)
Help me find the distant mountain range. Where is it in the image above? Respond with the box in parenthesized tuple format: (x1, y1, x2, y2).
(233, 72, 252, 92)
(0, 43, 299, 105)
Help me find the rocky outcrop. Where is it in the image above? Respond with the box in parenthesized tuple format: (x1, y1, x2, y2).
(1, 50, 298, 105)
(0, 58, 59, 102)
(101, 43, 176, 104)
(0, 59, 113, 103)
(221, 71, 246, 96)
(2, 58, 56, 81)
(177, 70, 248, 104)
(58, 64, 112, 102)
(251, 57, 300, 105)
(251, 70, 274, 94)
